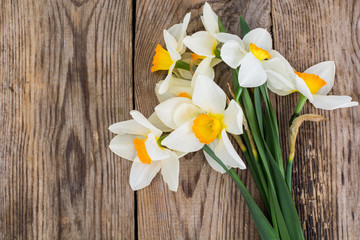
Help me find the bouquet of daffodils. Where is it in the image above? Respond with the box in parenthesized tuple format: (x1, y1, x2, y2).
(109, 3, 358, 239)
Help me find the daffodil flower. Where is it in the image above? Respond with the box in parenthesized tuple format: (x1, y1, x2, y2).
(265, 58, 359, 110)
(220, 28, 276, 87)
(152, 13, 191, 94)
(109, 110, 180, 191)
(155, 75, 246, 173)
(155, 57, 215, 102)
(183, 3, 220, 61)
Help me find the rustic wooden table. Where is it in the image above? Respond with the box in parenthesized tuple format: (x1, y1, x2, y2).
(1, 0, 359, 239)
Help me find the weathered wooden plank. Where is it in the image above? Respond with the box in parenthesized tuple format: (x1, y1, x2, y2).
(0, 0, 134, 239)
(134, 1, 271, 239)
(271, 0, 360, 239)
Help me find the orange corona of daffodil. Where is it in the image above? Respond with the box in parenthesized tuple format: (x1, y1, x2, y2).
(295, 71, 327, 94)
(159, 75, 246, 173)
(109, 110, 180, 191)
(220, 28, 273, 87)
(264, 58, 358, 110)
(133, 138, 152, 164)
(250, 43, 271, 61)
(192, 114, 223, 144)
(152, 13, 190, 95)
(151, 44, 174, 72)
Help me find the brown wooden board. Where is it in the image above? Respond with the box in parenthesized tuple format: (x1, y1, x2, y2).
(271, 0, 360, 239)
(0, 0, 134, 239)
(0, 0, 359, 239)
(134, 1, 271, 239)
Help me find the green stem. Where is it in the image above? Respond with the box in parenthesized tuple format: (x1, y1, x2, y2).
(286, 94, 307, 190)
(233, 134, 270, 211)
(157, 133, 169, 146)
(175, 60, 190, 71)
(285, 160, 293, 192)
(240, 89, 304, 239)
(214, 48, 221, 59)
(203, 145, 278, 240)
(289, 94, 307, 126)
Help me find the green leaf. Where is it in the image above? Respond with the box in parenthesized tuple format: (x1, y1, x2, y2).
(254, 87, 263, 133)
(175, 60, 190, 71)
(240, 16, 251, 37)
(214, 48, 221, 59)
(268, 188, 291, 240)
(240, 89, 304, 239)
(232, 69, 244, 102)
(203, 145, 279, 240)
(241, 132, 270, 211)
(218, 18, 226, 33)
(259, 84, 284, 176)
(232, 69, 239, 93)
(267, 153, 305, 240)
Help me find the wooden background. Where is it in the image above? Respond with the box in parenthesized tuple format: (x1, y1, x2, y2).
(0, 0, 359, 239)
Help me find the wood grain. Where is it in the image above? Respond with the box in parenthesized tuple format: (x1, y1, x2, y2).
(134, 1, 271, 239)
(0, 0, 134, 239)
(271, 0, 360, 239)
(1, 0, 359, 239)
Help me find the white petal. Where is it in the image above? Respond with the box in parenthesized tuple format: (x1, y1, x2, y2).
(163, 30, 181, 61)
(266, 70, 297, 96)
(223, 100, 243, 135)
(263, 53, 294, 76)
(192, 75, 226, 114)
(162, 120, 204, 152)
(130, 110, 162, 137)
(169, 77, 192, 92)
(183, 31, 217, 57)
(192, 57, 215, 87)
(155, 97, 192, 129)
(202, 2, 219, 35)
(161, 150, 180, 191)
(238, 52, 267, 87)
(175, 151, 187, 158)
(109, 120, 149, 136)
(158, 63, 176, 94)
(203, 145, 227, 174)
(167, 24, 183, 43)
(155, 81, 175, 102)
(268, 50, 294, 70)
(213, 130, 246, 169)
(129, 160, 161, 190)
(311, 95, 358, 110)
(148, 112, 173, 132)
(243, 28, 272, 52)
(145, 134, 170, 161)
(174, 68, 193, 80)
(156, 77, 193, 102)
(215, 32, 241, 43)
(220, 40, 246, 68)
(109, 134, 138, 160)
(167, 13, 191, 53)
(304, 61, 335, 95)
(294, 76, 313, 102)
(264, 57, 297, 95)
(210, 58, 222, 67)
(168, 77, 192, 94)
(173, 103, 202, 127)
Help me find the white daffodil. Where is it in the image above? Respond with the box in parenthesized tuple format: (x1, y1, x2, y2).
(183, 3, 220, 60)
(109, 110, 180, 191)
(155, 57, 215, 102)
(265, 58, 358, 110)
(155, 75, 246, 173)
(155, 76, 193, 103)
(151, 13, 191, 94)
(220, 28, 276, 87)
